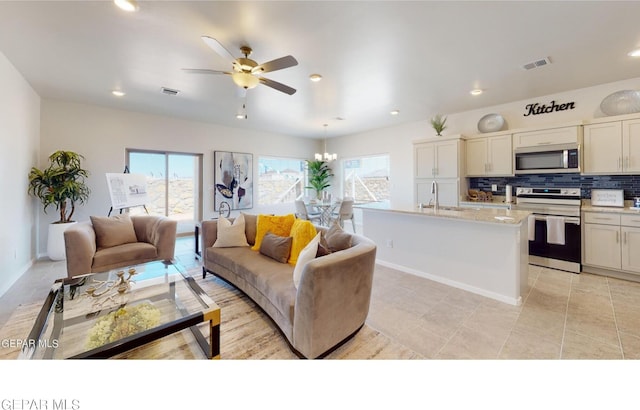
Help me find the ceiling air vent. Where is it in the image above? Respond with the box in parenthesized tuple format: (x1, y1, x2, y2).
(161, 87, 180, 96)
(522, 57, 552, 71)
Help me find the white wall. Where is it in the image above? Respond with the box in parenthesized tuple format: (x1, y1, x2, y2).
(0, 51, 40, 296)
(330, 76, 640, 210)
(39, 100, 319, 257)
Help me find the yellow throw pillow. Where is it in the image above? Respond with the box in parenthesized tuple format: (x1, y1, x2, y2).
(251, 214, 296, 251)
(288, 219, 318, 265)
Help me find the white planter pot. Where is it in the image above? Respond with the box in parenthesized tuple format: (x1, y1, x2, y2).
(47, 222, 77, 261)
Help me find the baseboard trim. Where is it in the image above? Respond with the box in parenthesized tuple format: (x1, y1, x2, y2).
(375, 259, 522, 306)
(0, 258, 35, 299)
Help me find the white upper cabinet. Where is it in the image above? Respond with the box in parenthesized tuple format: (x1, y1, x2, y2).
(466, 134, 512, 176)
(583, 117, 640, 174)
(414, 136, 461, 178)
(512, 125, 581, 149)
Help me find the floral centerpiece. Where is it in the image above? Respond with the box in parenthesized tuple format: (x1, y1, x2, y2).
(86, 302, 161, 350)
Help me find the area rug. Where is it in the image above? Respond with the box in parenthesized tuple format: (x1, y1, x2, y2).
(0, 269, 421, 360)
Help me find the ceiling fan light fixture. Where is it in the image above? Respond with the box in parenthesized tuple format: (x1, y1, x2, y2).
(114, 0, 139, 12)
(232, 72, 260, 89)
(309, 74, 323, 82)
(627, 48, 640, 57)
(111, 90, 126, 97)
(470, 89, 483, 96)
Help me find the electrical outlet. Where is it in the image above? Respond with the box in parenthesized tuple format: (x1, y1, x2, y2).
(385, 239, 393, 248)
(491, 184, 498, 192)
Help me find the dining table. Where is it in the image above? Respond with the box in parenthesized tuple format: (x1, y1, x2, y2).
(307, 201, 339, 226)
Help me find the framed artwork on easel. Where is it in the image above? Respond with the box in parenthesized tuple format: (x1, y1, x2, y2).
(214, 151, 253, 211)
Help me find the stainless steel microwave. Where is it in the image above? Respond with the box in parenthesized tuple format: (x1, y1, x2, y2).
(514, 143, 580, 174)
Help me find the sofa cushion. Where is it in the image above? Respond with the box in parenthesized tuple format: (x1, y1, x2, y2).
(325, 222, 352, 252)
(259, 232, 292, 263)
(213, 214, 249, 248)
(241, 213, 258, 245)
(288, 219, 317, 265)
(90, 214, 138, 249)
(293, 232, 321, 288)
(251, 214, 296, 251)
(92, 242, 157, 270)
(209, 246, 296, 323)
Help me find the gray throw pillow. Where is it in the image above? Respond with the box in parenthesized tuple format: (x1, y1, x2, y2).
(325, 222, 352, 252)
(90, 214, 138, 249)
(259, 231, 293, 263)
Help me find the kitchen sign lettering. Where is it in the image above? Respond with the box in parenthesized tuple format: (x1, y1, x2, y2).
(523, 100, 575, 116)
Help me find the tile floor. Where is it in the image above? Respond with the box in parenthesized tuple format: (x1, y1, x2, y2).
(2, 236, 640, 359)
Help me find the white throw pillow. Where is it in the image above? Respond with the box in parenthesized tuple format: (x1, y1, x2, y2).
(292, 232, 321, 288)
(212, 214, 249, 248)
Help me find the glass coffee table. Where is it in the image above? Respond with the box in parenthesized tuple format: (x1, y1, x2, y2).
(19, 260, 220, 359)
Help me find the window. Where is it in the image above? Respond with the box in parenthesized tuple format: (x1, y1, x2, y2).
(258, 157, 306, 205)
(342, 154, 390, 204)
(127, 150, 203, 235)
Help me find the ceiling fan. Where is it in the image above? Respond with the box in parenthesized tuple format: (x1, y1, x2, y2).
(183, 36, 298, 95)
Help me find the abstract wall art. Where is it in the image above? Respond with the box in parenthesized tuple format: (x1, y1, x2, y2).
(214, 151, 253, 212)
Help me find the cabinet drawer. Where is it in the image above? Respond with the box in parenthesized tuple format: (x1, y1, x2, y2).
(513, 126, 581, 148)
(584, 213, 620, 225)
(621, 214, 640, 227)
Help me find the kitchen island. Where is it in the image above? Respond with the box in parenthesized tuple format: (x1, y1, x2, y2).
(360, 203, 531, 305)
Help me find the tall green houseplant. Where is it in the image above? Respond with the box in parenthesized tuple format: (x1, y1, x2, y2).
(28, 150, 91, 223)
(305, 160, 333, 199)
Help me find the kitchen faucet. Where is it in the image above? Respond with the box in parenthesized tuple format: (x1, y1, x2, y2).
(430, 180, 438, 211)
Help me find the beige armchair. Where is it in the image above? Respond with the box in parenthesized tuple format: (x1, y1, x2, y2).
(64, 214, 177, 278)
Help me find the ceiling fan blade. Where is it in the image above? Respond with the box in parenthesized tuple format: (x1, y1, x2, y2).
(252, 55, 298, 74)
(259, 77, 297, 95)
(182, 68, 231, 75)
(201, 36, 237, 64)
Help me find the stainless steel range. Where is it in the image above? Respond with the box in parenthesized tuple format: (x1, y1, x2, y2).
(513, 187, 582, 273)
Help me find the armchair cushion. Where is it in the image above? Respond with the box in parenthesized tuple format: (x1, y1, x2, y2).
(324, 222, 352, 252)
(90, 214, 137, 249)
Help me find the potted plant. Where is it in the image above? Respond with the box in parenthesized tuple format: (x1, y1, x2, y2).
(430, 114, 448, 136)
(28, 150, 91, 260)
(305, 160, 333, 200)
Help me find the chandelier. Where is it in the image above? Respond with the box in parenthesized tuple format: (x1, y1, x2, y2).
(314, 124, 337, 161)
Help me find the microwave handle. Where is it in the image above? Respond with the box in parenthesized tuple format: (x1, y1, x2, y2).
(563, 149, 568, 169)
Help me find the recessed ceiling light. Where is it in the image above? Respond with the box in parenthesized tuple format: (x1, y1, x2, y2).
(390, 110, 400, 115)
(470, 89, 483, 96)
(309, 74, 323, 82)
(628, 49, 640, 57)
(114, 0, 139, 12)
(112, 90, 126, 97)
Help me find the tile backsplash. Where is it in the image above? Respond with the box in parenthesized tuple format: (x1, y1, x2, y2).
(469, 174, 640, 199)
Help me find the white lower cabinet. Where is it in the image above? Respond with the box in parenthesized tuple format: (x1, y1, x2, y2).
(583, 212, 640, 274)
(622, 225, 640, 273)
(584, 222, 621, 269)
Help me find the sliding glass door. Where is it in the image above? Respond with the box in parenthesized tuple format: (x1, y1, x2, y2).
(127, 150, 203, 235)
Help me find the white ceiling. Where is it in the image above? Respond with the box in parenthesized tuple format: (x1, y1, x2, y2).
(1, 1, 640, 139)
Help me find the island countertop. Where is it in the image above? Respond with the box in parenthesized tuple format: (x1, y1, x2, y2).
(357, 202, 530, 225)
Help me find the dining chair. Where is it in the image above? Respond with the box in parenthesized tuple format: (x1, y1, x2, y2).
(294, 199, 321, 223)
(330, 198, 356, 232)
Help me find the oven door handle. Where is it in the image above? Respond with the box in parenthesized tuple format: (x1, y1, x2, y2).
(532, 215, 581, 225)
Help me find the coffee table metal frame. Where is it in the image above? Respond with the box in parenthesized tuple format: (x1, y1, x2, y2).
(19, 260, 220, 360)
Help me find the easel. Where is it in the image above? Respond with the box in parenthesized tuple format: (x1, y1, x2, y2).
(107, 166, 149, 216)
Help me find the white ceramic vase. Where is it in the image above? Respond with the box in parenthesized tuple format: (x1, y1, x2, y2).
(47, 221, 77, 261)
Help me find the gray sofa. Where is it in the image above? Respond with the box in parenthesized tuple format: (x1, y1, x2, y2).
(201, 215, 377, 359)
